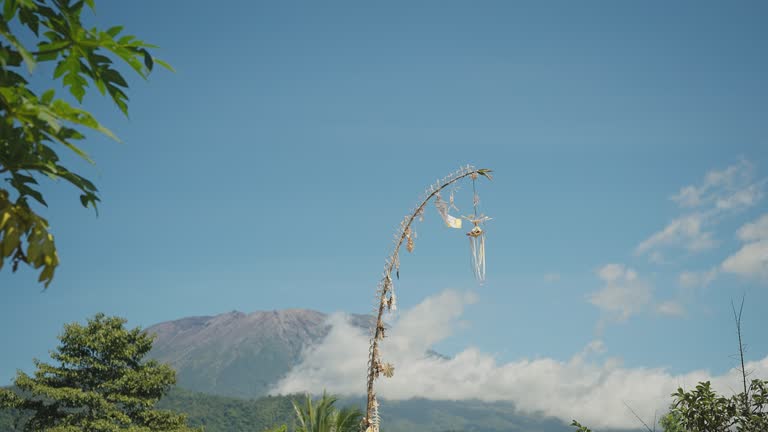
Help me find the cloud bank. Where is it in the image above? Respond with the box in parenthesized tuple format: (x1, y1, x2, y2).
(272, 290, 768, 430)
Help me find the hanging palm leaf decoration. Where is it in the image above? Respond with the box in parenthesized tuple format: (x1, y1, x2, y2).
(463, 171, 492, 283)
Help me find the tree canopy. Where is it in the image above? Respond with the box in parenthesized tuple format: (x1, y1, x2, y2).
(0, 313, 197, 431)
(0, 0, 170, 287)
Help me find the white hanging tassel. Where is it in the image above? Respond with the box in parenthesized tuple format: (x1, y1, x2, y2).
(467, 224, 486, 283)
(465, 173, 489, 283)
(478, 232, 486, 282)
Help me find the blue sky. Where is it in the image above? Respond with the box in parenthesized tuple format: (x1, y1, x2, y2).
(1, 0, 767, 412)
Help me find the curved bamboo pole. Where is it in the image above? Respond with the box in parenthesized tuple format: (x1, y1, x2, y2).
(362, 164, 492, 432)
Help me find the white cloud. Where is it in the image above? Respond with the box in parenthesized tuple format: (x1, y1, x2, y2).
(271, 290, 768, 430)
(716, 182, 764, 210)
(678, 268, 718, 289)
(544, 273, 561, 283)
(736, 213, 768, 242)
(721, 214, 768, 283)
(671, 185, 703, 208)
(638, 160, 765, 259)
(722, 241, 768, 282)
(670, 159, 758, 210)
(656, 301, 685, 317)
(635, 214, 715, 255)
(656, 268, 719, 317)
(589, 264, 652, 322)
(649, 251, 665, 264)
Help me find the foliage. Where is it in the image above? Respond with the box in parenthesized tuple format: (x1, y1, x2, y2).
(0, 403, 24, 431)
(0, 0, 169, 287)
(671, 379, 768, 432)
(669, 381, 735, 431)
(292, 392, 362, 432)
(658, 411, 684, 432)
(0, 313, 196, 431)
(154, 388, 298, 432)
(570, 420, 592, 432)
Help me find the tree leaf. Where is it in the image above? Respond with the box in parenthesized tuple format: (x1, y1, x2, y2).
(49, 134, 94, 164)
(0, 0, 170, 288)
(38, 264, 54, 286)
(3, 0, 17, 21)
(105, 25, 122, 38)
(477, 168, 494, 180)
(154, 58, 175, 72)
(0, 27, 36, 72)
(141, 48, 153, 71)
(41, 89, 55, 104)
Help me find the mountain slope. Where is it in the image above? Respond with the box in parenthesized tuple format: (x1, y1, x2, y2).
(146, 309, 372, 398)
(3, 388, 637, 432)
(160, 390, 587, 432)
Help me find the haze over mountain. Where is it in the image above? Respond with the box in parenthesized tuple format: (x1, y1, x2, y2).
(146, 309, 374, 398)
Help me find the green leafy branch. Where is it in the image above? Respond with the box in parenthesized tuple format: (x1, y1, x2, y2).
(0, 0, 171, 287)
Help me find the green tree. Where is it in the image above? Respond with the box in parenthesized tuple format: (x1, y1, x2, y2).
(670, 379, 768, 432)
(292, 392, 362, 432)
(669, 380, 735, 431)
(659, 410, 684, 432)
(0, 313, 197, 431)
(0, 0, 170, 287)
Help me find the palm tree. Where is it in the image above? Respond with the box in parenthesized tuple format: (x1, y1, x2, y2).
(292, 391, 363, 432)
